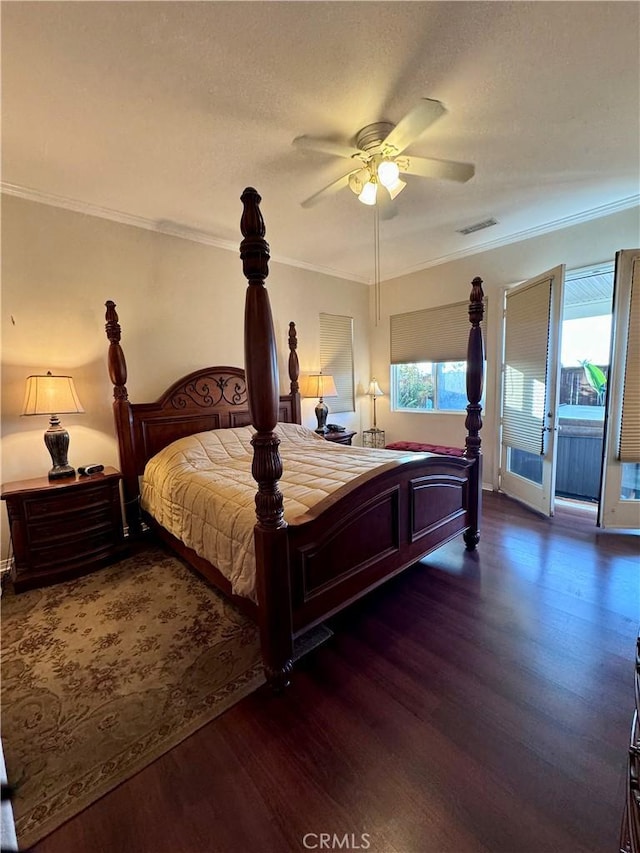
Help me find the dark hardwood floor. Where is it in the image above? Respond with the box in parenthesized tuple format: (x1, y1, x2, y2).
(30, 491, 639, 853)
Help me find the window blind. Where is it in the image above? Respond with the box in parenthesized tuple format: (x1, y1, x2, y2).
(390, 300, 472, 364)
(502, 278, 552, 455)
(619, 256, 640, 461)
(320, 313, 355, 414)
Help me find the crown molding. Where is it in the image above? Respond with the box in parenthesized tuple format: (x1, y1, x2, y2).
(391, 194, 640, 279)
(0, 182, 368, 284)
(3, 181, 636, 285)
(0, 180, 240, 248)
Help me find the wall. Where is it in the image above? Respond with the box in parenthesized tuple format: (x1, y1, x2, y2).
(3, 196, 638, 553)
(1, 195, 371, 547)
(370, 206, 640, 489)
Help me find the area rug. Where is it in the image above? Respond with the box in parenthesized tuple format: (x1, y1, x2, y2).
(1, 546, 330, 849)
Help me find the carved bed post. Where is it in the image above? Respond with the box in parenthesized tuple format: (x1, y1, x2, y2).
(288, 321, 302, 423)
(104, 301, 142, 535)
(463, 277, 484, 550)
(240, 187, 293, 690)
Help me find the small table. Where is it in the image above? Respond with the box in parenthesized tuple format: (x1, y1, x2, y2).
(362, 429, 386, 449)
(1, 468, 125, 591)
(323, 430, 357, 446)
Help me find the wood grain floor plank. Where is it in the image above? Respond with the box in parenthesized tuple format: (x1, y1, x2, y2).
(26, 491, 638, 853)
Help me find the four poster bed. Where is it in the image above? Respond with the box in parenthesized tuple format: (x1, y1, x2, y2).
(104, 187, 485, 689)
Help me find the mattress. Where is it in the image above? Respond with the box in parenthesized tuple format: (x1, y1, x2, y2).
(141, 422, 407, 600)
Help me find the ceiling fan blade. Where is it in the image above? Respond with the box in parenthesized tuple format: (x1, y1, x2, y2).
(293, 135, 366, 161)
(400, 155, 475, 183)
(300, 171, 354, 208)
(381, 98, 447, 156)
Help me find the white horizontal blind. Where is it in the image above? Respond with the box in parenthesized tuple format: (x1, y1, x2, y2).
(390, 300, 471, 364)
(320, 313, 355, 414)
(619, 257, 640, 461)
(502, 278, 552, 455)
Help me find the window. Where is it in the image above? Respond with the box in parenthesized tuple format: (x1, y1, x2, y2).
(390, 298, 485, 415)
(391, 361, 472, 413)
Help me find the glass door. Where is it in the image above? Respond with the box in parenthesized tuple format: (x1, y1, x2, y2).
(599, 249, 640, 528)
(500, 266, 565, 516)
(555, 265, 613, 504)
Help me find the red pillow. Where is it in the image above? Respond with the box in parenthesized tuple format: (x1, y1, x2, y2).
(384, 441, 464, 457)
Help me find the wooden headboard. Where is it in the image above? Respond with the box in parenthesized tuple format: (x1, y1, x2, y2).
(104, 302, 301, 529)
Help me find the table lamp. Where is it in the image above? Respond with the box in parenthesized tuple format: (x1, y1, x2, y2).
(367, 378, 384, 430)
(299, 372, 338, 433)
(21, 371, 85, 479)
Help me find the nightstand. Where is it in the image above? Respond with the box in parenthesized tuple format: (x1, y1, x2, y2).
(1, 468, 125, 592)
(323, 430, 357, 446)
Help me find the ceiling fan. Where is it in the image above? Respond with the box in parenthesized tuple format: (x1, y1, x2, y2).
(293, 98, 475, 212)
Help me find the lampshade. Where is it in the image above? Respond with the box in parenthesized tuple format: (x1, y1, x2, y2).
(387, 177, 407, 200)
(22, 372, 85, 416)
(299, 373, 338, 400)
(377, 159, 400, 188)
(367, 379, 384, 398)
(22, 372, 84, 480)
(358, 180, 378, 206)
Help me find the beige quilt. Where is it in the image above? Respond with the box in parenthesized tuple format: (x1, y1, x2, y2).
(141, 422, 407, 600)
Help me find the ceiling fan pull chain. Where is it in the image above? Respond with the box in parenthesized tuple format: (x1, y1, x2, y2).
(374, 204, 381, 326)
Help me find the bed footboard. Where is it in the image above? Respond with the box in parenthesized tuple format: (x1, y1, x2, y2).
(238, 187, 484, 688)
(286, 456, 472, 630)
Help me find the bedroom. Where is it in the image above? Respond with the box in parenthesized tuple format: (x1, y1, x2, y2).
(1, 2, 639, 852)
(2, 2, 639, 527)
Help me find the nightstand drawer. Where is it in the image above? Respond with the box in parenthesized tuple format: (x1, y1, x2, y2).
(23, 529, 120, 573)
(27, 506, 113, 546)
(24, 484, 115, 520)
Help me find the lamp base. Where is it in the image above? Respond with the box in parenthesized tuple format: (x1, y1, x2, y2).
(314, 399, 329, 433)
(48, 465, 76, 480)
(44, 420, 76, 480)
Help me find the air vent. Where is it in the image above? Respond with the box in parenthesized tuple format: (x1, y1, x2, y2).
(457, 218, 498, 235)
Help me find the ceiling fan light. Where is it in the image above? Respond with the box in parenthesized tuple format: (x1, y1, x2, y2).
(377, 159, 400, 188)
(358, 180, 378, 206)
(387, 178, 407, 200)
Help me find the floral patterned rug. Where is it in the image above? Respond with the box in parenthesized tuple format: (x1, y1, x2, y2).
(1, 546, 324, 849)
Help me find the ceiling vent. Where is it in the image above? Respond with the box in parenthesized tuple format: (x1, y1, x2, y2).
(457, 218, 498, 235)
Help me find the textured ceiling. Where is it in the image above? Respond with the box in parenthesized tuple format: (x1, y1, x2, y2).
(2, 1, 639, 283)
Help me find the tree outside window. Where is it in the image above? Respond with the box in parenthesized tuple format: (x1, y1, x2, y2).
(392, 361, 471, 412)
